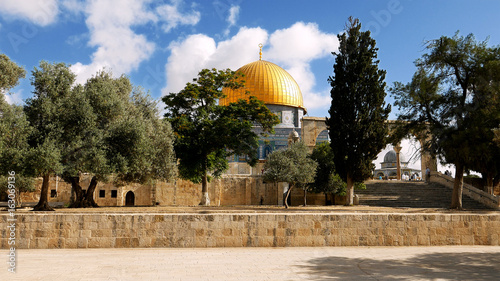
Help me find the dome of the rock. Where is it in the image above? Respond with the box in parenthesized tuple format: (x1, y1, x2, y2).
(220, 59, 306, 112)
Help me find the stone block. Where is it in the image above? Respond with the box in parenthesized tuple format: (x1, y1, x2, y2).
(224, 237, 242, 247)
(489, 234, 499, 246)
(430, 235, 446, 246)
(259, 236, 274, 247)
(91, 229, 112, 238)
(64, 238, 78, 248)
(215, 237, 224, 247)
(88, 237, 113, 248)
(460, 235, 473, 245)
(48, 238, 64, 248)
(77, 238, 88, 248)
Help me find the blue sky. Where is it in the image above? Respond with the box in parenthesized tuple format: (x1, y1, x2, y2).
(1, 0, 500, 172)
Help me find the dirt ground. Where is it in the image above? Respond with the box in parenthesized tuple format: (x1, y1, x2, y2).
(4, 204, 498, 214)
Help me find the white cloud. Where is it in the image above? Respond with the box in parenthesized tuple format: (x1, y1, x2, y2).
(223, 5, 239, 37)
(265, 22, 338, 111)
(156, 0, 200, 32)
(4, 90, 23, 105)
(70, 0, 156, 84)
(71, 0, 201, 84)
(227, 5, 239, 27)
(60, 0, 85, 14)
(165, 34, 217, 94)
(163, 27, 268, 94)
(0, 0, 59, 26)
(163, 22, 338, 112)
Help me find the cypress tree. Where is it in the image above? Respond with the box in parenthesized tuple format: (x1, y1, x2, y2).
(326, 17, 391, 205)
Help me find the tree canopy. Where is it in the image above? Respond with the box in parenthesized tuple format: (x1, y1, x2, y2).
(163, 68, 279, 205)
(22, 62, 177, 210)
(0, 55, 34, 207)
(309, 142, 346, 197)
(326, 17, 391, 205)
(0, 54, 26, 93)
(391, 32, 500, 208)
(263, 142, 317, 208)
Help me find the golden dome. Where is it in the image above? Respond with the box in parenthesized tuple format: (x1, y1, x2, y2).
(220, 59, 305, 111)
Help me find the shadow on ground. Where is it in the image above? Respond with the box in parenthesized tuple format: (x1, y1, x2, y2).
(295, 252, 500, 280)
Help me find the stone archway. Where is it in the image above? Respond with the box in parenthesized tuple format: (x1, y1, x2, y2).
(301, 117, 328, 150)
(386, 121, 438, 178)
(125, 191, 135, 206)
(301, 117, 438, 179)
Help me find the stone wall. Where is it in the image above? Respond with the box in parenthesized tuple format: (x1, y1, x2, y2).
(16, 175, 321, 207)
(2, 212, 499, 249)
(19, 176, 72, 206)
(430, 172, 499, 209)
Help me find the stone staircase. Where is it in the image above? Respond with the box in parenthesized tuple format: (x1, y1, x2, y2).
(357, 181, 493, 209)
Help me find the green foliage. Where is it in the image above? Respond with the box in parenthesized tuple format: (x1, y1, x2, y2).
(326, 17, 390, 199)
(391, 32, 500, 206)
(22, 63, 177, 209)
(263, 142, 317, 207)
(0, 54, 35, 205)
(0, 54, 26, 92)
(309, 142, 346, 195)
(163, 68, 279, 186)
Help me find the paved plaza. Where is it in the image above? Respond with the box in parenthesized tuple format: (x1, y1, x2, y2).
(2, 246, 500, 280)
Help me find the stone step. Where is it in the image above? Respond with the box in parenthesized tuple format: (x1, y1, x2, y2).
(356, 181, 492, 209)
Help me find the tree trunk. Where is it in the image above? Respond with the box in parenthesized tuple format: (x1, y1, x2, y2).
(303, 188, 307, 206)
(200, 171, 210, 206)
(69, 176, 99, 208)
(284, 184, 293, 209)
(484, 171, 494, 195)
(450, 163, 464, 209)
(33, 173, 54, 211)
(69, 176, 84, 208)
(345, 174, 354, 206)
(82, 176, 99, 207)
(15, 189, 23, 208)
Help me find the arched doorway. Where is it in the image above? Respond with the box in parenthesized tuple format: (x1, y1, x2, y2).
(125, 191, 135, 206)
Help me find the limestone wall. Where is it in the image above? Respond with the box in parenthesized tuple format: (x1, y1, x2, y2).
(1, 212, 499, 249)
(14, 175, 375, 208)
(430, 172, 499, 209)
(19, 176, 72, 205)
(16, 174, 285, 207)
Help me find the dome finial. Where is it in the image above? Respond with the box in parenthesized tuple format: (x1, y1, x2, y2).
(258, 43, 263, 60)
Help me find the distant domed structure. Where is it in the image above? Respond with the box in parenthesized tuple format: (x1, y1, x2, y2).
(382, 150, 406, 168)
(374, 149, 421, 180)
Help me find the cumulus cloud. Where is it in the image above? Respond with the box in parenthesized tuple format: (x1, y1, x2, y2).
(60, 0, 85, 14)
(0, 0, 59, 26)
(164, 27, 268, 94)
(70, 0, 157, 84)
(163, 22, 338, 112)
(70, 0, 201, 84)
(266, 22, 338, 111)
(156, 0, 200, 32)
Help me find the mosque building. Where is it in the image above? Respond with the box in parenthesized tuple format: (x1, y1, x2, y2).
(220, 44, 328, 165)
(373, 150, 422, 180)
